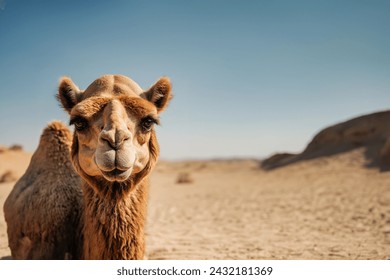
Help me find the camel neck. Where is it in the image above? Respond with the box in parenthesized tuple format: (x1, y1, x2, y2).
(81, 179, 148, 260)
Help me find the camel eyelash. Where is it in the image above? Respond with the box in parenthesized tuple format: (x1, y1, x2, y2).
(142, 115, 160, 125)
(140, 116, 159, 132)
(70, 116, 89, 131)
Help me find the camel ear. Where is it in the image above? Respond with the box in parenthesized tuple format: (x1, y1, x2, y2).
(57, 77, 82, 114)
(142, 77, 172, 113)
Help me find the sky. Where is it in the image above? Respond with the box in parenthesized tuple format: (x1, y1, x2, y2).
(0, 0, 389, 160)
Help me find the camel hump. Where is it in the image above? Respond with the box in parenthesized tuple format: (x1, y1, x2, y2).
(4, 121, 76, 206)
(40, 120, 73, 150)
(31, 121, 73, 169)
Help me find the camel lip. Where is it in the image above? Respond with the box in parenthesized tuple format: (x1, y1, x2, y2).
(108, 168, 125, 175)
(101, 168, 131, 182)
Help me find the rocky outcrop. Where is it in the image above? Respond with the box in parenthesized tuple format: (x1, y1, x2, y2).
(262, 111, 390, 170)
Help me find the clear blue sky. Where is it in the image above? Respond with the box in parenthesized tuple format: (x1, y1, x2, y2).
(0, 0, 389, 159)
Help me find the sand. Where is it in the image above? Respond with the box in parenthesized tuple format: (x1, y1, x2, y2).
(1, 147, 389, 260)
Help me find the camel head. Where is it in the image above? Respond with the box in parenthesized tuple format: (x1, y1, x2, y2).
(57, 75, 171, 195)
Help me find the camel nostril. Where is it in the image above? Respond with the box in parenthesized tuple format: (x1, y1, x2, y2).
(117, 130, 131, 145)
(116, 137, 130, 149)
(100, 129, 131, 150)
(100, 131, 117, 150)
(102, 138, 117, 150)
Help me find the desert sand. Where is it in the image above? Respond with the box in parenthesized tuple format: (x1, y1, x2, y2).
(1, 111, 390, 259)
(1, 148, 390, 259)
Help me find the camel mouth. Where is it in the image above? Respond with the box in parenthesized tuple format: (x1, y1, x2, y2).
(101, 168, 132, 182)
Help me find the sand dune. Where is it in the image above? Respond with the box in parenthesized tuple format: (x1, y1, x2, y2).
(1, 111, 390, 259)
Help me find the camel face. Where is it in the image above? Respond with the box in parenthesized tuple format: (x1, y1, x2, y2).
(71, 97, 157, 182)
(57, 75, 172, 184)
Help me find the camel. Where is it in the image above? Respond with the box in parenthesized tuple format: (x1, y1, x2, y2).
(3, 122, 82, 259)
(3, 74, 172, 259)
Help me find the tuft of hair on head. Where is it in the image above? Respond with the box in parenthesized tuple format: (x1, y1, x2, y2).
(57, 77, 82, 114)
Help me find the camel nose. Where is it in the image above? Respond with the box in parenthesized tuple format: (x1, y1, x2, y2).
(100, 128, 131, 150)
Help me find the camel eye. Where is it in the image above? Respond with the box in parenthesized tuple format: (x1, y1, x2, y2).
(75, 121, 88, 131)
(70, 117, 88, 132)
(140, 116, 157, 132)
